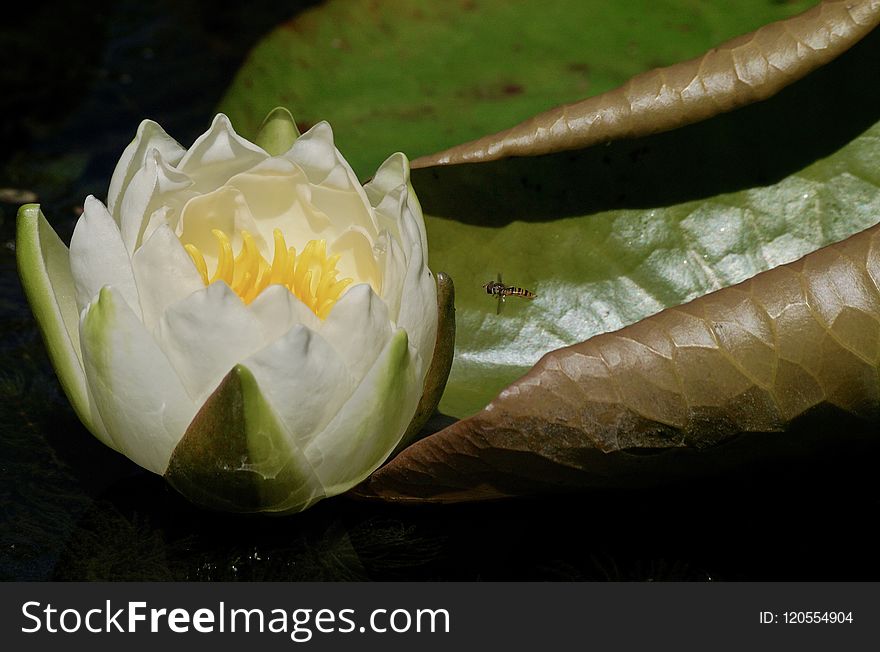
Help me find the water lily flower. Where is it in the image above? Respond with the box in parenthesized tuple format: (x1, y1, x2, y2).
(17, 110, 438, 513)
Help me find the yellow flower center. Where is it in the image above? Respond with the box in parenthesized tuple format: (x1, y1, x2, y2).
(183, 229, 352, 319)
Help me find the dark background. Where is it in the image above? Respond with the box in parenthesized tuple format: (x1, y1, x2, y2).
(2, 0, 879, 581)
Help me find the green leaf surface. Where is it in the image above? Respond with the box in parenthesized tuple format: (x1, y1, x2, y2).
(221, 0, 879, 420)
(423, 26, 880, 418)
(220, 0, 814, 179)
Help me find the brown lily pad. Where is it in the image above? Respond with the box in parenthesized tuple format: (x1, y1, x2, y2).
(412, 0, 880, 167)
(358, 2, 880, 502)
(361, 221, 880, 502)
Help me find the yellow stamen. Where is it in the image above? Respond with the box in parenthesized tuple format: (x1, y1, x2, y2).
(183, 228, 352, 318)
(184, 244, 209, 285)
(211, 229, 234, 285)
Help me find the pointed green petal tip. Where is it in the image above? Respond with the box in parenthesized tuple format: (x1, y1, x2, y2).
(165, 363, 321, 514)
(255, 107, 301, 156)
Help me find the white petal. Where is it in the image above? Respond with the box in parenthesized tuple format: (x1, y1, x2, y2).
(141, 204, 186, 245)
(407, 187, 429, 260)
(365, 153, 429, 255)
(178, 114, 267, 189)
(320, 283, 392, 382)
(328, 226, 381, 292)
(396, 237, 437, 384)
(284, 122, 364, 185)
(285, 121, 381, 233)
(398, 188, 429, 264)
(370, 185, 405, 244)
(375, 230, 406, 320)
(131, 223, 205, 333)
(16, 205, 112, 447)
(69, 196, 140, 316)
(155, 282, 268, 403)
(177, 185, 268, 268)
(308, 182, 378, 236)
(245, 324, 357, 451)
(119, 149, 194, 253)
(364, 151, 409, 206)
(248, 284, 321, 343)
(367, 179, 433, 347)
(107, 120, 185, 221)
(80, 286, 197, 475)
(224, 157, 333, 245)
(284, 121, 351, 188)
(307, 328, 419, 494)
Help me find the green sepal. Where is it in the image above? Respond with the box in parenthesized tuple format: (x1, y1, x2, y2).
(165, 364, 322, 514)
(16, 204, 102, 439)
(255, 107, 301, 155)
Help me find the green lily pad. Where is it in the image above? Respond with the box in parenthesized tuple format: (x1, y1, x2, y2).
(425, 28, 880, 417)
(219, 0, 814, 179)
(220, 0, 878, 420)
(422, 24, 880, 417)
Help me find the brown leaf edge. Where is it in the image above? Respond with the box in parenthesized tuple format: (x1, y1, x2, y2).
(358, 222, 880, 503)
(410, 0, 880, 169)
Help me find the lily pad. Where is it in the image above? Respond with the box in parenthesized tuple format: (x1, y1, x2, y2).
(426, 27, 880, 417)
(413, 0, 880, 166)
(219, 0, 850, 419)
(219, 0, 815, 179)
(361, 218, 880, 502)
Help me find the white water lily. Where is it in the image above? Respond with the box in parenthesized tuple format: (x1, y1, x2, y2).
(17, 110, 437, 513)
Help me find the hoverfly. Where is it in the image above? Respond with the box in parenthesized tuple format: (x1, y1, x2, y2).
(483, 273, 536, 314)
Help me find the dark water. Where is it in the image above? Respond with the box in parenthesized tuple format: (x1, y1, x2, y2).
(2, 1, 880, 581)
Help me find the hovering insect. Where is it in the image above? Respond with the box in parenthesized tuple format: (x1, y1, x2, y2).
(483, 273, 536, 314)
